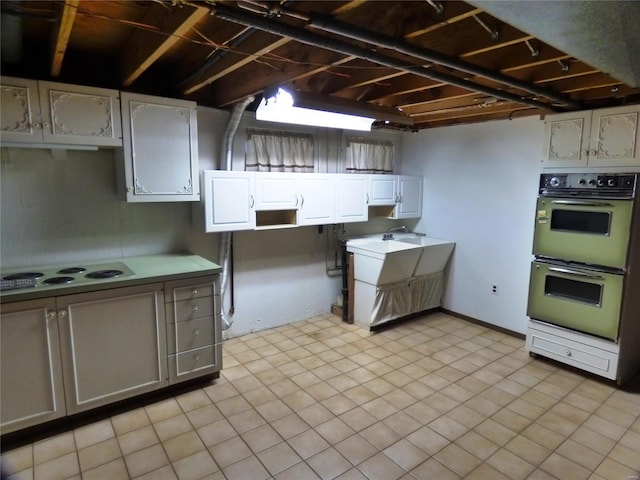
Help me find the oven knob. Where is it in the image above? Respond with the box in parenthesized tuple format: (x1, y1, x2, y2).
(550, 177, 561, 187)
(578, 179, 586, 185)
(608, 178, 616, 187)
(588, 179, 596, 186)
(597, 178, 605, 187)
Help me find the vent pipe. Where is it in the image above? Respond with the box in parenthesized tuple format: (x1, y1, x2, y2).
(219, 95, 254, 330)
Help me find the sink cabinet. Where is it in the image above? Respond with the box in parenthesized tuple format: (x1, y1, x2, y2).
(57, 283, 167, 415)
(543, 105, 640, 168)
(119, 92, 199, 202)
(165, 276, 222, 384)
(0, 298, 66, 434)
(1, 76, 122, 147)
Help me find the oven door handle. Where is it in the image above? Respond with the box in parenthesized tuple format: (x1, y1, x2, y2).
(550, 200, 613, 207)
(547, 266, 603, 280)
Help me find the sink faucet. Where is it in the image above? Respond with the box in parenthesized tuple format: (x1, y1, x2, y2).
(382, 225, 407, 240)
(388, 226, 407, 234)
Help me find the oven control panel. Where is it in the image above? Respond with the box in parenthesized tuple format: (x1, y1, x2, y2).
(540, 173, 637, 198)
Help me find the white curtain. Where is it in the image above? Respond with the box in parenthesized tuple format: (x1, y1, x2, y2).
(346, 138, 394, 173)
(245, 130, 314, 172)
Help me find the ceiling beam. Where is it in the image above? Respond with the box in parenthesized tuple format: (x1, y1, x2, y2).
(50, 0, 79, 77)
(120, 2, 209, 87)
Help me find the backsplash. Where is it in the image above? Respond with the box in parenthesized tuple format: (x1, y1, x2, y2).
(0, 148, 191, 268)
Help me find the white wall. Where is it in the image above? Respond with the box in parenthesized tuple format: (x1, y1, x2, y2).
(401, 116, 545, 334)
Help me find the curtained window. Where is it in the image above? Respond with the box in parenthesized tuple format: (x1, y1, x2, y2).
(345, 137, 394, 173)
(245, 129, 315, 172)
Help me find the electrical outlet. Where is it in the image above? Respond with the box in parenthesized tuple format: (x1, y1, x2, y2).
(491, 285, 499, 295)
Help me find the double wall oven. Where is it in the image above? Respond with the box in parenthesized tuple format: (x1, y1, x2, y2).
(526, 172, 640, 384)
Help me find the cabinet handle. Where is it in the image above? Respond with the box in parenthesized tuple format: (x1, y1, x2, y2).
(249, 195, 255, 208)
(42, 122, 50, 128)
(365, 193, 369, 204)
(192, 305, 199, 313)
(590, 150, 597, 156)
(194, 355, 201, 362)
(192, 289, 199, 296)
(300, 195, 304, 207)
(47, 311, 57, 321)
(32, 122, 42, 129)
(58, 310, 67, 318)
(565, 350, 572, 357)
(193, 329, 200, 336)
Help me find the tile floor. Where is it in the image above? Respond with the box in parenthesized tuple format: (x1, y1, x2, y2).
(2, 312, 640, 480)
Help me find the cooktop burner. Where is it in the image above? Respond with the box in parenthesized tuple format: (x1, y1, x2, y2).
(3, 272, 44, 280)
(86, 269, 124, 279)
(58, 267, 86, 274)
(1, 261, 135, 292)
(43, 276, 75, 285)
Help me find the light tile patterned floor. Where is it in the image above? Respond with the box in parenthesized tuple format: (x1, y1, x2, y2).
(2, 312, 640, 480)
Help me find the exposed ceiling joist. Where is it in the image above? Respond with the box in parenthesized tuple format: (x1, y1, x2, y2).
(50, 0, 79, 77)
(120, 2, 209, 87)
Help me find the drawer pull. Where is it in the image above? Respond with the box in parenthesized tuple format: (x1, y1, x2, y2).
(193, 329, 200, 337)
(565, 350, 572, 357)
(192, 289, 199, 297)
(194, 355, 201, 362)
(192, 305, 199, 313)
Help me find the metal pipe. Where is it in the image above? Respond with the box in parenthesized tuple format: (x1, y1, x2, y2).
(218, 94, 254, 330)
(210, 4, 566, 113)
(308, 15, 584, 109)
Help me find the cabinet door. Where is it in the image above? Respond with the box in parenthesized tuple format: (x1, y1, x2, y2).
(298, 173, 336, 225)
(543, 111, 590, 168)
(255, 172, 299, 210)
(0, 76, 43, 144)
(394, 175, 423, 219)
(203, 170, 256, 232)
(335, 174, 368, 223)
(589, 105, 640, 167)
(368, 174, 398, 205)
(1, 298, 66, 433)
(38, 81, 122, 147)
(121, 92, 199, 202)
(57, 284, 167, 414)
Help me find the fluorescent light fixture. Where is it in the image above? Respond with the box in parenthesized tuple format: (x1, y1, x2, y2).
(256, 88, 375, 131)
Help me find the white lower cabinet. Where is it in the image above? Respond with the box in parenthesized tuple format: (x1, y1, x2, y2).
(57, 284, 168, 415)
(0, 299, 66, 434)
(0, 274, 222, 433)
(165, 276, 222, 384)
(527, 320, 619, 380)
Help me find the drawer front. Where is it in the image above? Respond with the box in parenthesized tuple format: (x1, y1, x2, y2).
(168, 344, 221, 383)
(167, 317, 215, 354)
(165, 275, 219, 303)
(527, 324, 618, 379)
(167, 297, 214, 323)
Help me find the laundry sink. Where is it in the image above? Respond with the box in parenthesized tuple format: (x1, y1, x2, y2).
(397, 237, 455, 276)
(347, 240, 422, 285)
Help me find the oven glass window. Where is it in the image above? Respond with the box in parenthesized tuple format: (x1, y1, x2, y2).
(550, 209, 610, 235)
(544, 275, 602, 306)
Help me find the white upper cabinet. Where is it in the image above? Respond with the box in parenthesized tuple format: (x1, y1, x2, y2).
(543, 105, 640, 168)
(368, 174, 398, 205)
(200, 170, 256, 232)
(335, 174, 368, 223)
(393, 175, 423, 219)
(297, 173, 336, 226)
(366, 174, 423, 219)
(254, 172, 299, 210)
(1, 76, 122, 147)
(120, 92, 199, 202)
